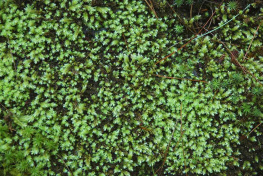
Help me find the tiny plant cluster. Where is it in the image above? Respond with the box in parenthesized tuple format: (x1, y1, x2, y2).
(0, 0, 263, 175)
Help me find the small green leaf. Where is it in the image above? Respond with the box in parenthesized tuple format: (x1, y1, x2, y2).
(83, 12, 88, 22)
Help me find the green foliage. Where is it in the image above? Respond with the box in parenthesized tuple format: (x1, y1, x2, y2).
(210, 79, 221, 90)
(175, 25, 184, 34)
(252, 108, 262, 117)
(227, 1, 238, 10)
(231, 73, 244, 85)
(174, 0, 184, 7)
(0, 0, 262, 176)
(174, 0, 193, 7)
(252, 86, 263, 96)
(242, 103, 252, 115)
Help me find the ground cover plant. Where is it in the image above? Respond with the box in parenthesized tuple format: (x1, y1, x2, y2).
(0, 0, 263, 175)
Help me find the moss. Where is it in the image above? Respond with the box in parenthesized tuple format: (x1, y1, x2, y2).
(0, 0, 263, 175)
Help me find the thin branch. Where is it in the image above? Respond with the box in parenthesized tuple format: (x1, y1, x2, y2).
(122, 33, 129, 52)
(144, 0, 158, 19)
(248, 122, 262, 136)
(0, 103, 13, 115)
(154, 126, 176, 174)
(218, 41, 247, 73)
(58, 155, 73, 176)
(182, 140, 188, 176)
(243, 20, 263, 60)
(167, 2, 196, 34)
(149, 0, 158, 18)
(217, 40, 263, 86)
(155, 104, 182, 175)
(190, 4, 193, 19)
(173, 103, 184, 152)
(153, 1, 257, 68)
(154, 1, 221, 65)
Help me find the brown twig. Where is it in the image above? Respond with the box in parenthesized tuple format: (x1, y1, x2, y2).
(155, 126, 176, 174)
(173, 104, 184, 153)
(182, 140, 188, 176)
(190, 4, 193, 19)
(122, 33, 129, 52)
(0, 103, 16, 132)
(155, 104, 182, 175)
(203, 28, 262, 86)
(138, 125, 153, 134)
(248, 122, 262, 136)
(207, 8, 214, 29)
(155, 0, 225, 66)
(217, 40, 263, 86)
(243, 20, 263, 60)
(155, 74, 207, 83)
(58, 155, 73, 176)
(167, 2, 196, 34)
(144, 0, 159, 19)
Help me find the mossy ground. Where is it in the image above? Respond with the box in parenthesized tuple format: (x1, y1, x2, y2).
(0, 0, 263, 175)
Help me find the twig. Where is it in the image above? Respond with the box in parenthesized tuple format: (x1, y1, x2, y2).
(122, 33, 129, 52)
(248, 122, 262, 136)
(197, 0, 206, 17)
(154, 1, 255, 67)
(144, 0, 158, 19)
(182, 140, 187, 176)
(173, 104, 184, 153)
(190, 4, 193, 19)
(203, 28, 262, 86)
(154, 125, 176, 174)
(167, 2, 196, 34)
(217, 40, 263, 86)
(155, 1, 222, 65)
(243, 20, 263, 60)
(58, 155, 73, 176)
(0, 103, 9, 112)
(218, 41, 247, 73)
(207, 8, 214, 29)
(0, 103, 16, 132)
(155, 104, 182, 175)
